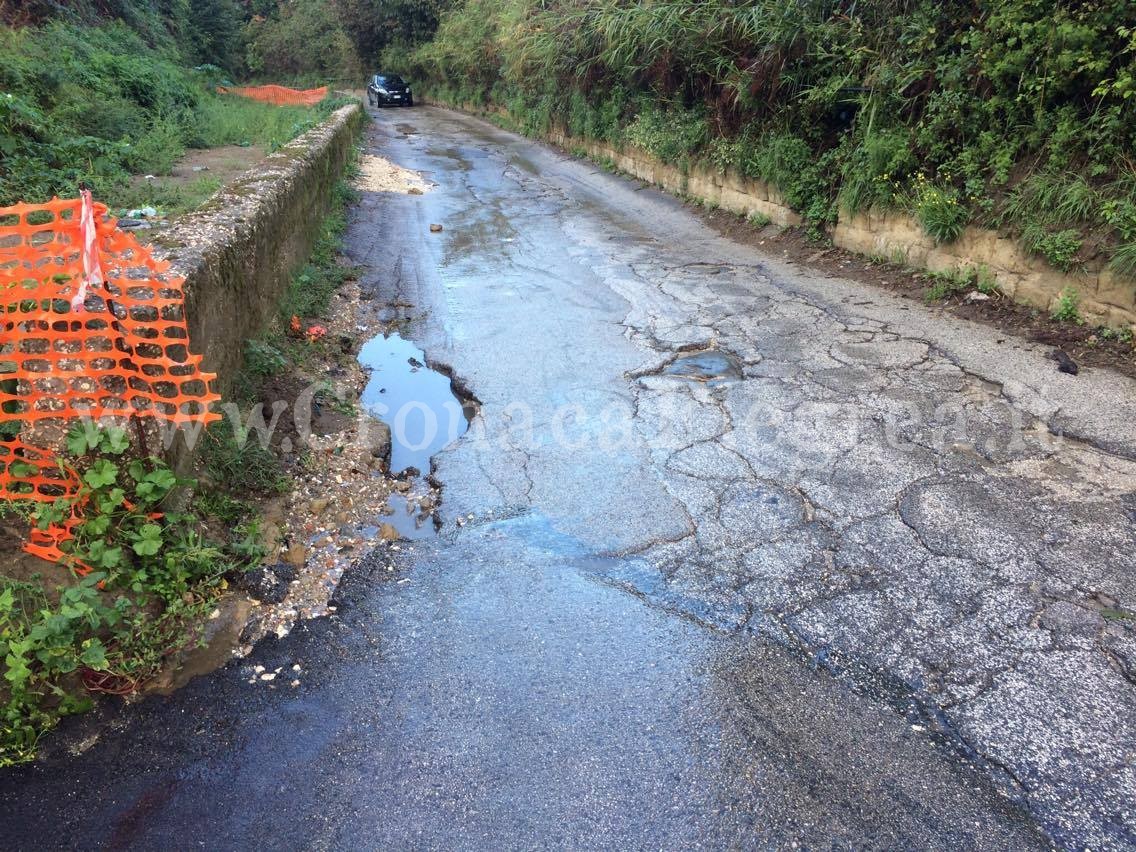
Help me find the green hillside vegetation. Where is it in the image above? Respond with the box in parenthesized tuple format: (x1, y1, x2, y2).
(389, 0, 1136, 280)
(0, 0, 362, 208)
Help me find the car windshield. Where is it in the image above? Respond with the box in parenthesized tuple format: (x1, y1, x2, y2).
(377, 75, 406, 87)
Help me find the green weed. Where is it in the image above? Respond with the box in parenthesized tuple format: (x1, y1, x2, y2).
(925, 268, 971, 302)
(1110, 241, 1136, 280)
(243, 339, 289, 377)
(923, 265, 996, 301)
(1051, 287, 1083, 324)
(194, 492, 257, 525)
(199, 422, 289, 496)
(1, 425, 260, 765)
(1021, 224, 1083, 272)
(912, 179, 967, 243)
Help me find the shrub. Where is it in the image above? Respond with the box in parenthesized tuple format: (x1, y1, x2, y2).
(746, 133, 835, 230)
(1021, 224, 1083, 272)
(624, 105, 708, 165)
(839, 128, 917, 214)
(403, 0, 1136, 269)
(1051, 287, 1083, 324)
(912, 179, 968, 243)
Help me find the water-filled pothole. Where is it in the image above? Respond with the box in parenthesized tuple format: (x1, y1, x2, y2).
(359, 333, 474, 539)
(663, 349, 742, 383)
(383, 491, 439, 540)
(359, 332, 471, 474)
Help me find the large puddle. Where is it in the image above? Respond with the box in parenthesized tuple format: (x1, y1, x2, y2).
(359, 333, 470, 475)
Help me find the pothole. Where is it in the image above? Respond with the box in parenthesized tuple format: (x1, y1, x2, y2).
(359, 332, 471, 474)
(662, 348, 743, 383)
(359, 332, 475, 538)
(383, 489, 440, 540)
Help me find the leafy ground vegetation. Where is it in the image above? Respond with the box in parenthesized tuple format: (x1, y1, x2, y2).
(0, 2, 365, 762)
(0, 425, 264, 765)
(0, 0, 362, 210)
(0, 149, 361, 764)
(387, 0, 1136, 283)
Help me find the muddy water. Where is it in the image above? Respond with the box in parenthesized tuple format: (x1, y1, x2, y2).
(383, 491, 439, 540)
(358, 332, 469, 474)
(663, 349, 743, 383)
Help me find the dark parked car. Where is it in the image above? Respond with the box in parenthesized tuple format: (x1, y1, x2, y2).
(368, 74, 413, 107)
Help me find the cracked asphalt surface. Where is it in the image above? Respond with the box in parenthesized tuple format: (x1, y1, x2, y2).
(3, 106, 1135, 849)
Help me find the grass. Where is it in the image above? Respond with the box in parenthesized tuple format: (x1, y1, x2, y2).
(190, 94, 329, 151)
(279, 169, 360, 321)
(194, 492, 258, 525)
(924, 265, 999, 302)
(0, 18, 348, 209)
(1110, 242, 1136, 280)
(199, 420, 291, 496)
(113, 176, 223, 217)
(218, 146, 361, 481)
(1005, 172, 1100, 229)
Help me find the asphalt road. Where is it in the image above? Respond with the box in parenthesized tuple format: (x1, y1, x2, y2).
(5, 105, 1136, 850)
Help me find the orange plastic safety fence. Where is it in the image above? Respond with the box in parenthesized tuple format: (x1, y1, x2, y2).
(0, 438, 80, 503)
(0, 196, 222, 565)
(0, 438, 83, 565)
(0, 197, 222, 426)
(217, 84, 328, 107)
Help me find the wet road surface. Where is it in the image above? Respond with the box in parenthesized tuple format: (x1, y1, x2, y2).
(5, 105, 1136, 849)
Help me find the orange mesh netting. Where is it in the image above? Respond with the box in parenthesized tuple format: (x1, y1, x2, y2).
(0, 438, 80, 502)
(0, 437, 83, 566)
(0, 194, 221, 564)
(218, 84, 328, 106)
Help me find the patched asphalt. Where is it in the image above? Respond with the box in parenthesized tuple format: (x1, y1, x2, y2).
(4, 105, 1135, 849)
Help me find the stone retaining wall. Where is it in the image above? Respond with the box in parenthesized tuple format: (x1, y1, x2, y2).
(441, 100, 1135, 327)
(152, 103, 364, 391)
(834, 210, 1135, 328)
(548, 131, 801, 229)
(553, 130, 1135, 327)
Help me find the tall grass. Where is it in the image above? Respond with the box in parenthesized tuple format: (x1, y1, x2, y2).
(190, 94, 326, 150)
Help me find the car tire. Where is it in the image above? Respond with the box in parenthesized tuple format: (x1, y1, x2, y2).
(406, 97, 414, 107)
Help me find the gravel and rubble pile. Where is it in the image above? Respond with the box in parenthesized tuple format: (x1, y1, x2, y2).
(355, 153, 432, 194)
(233, 271, 440, 650)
